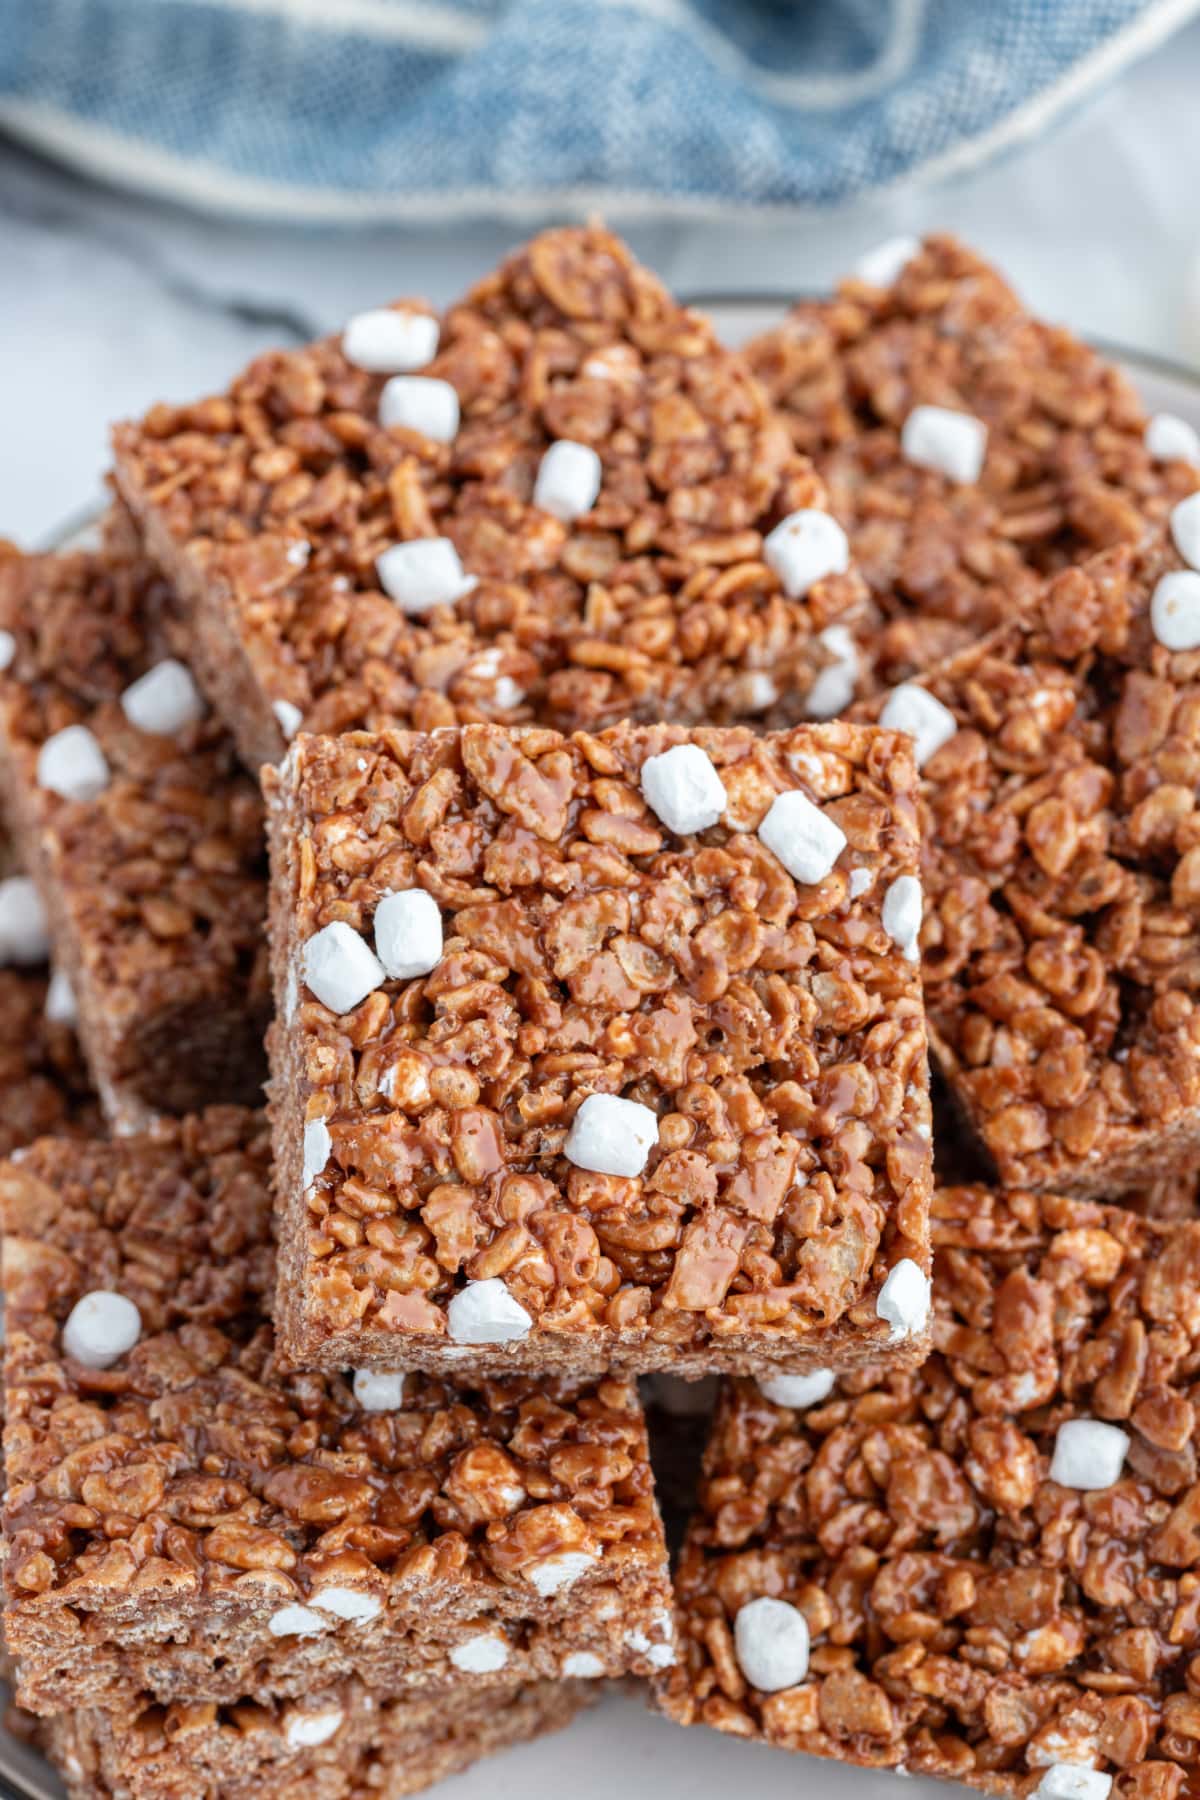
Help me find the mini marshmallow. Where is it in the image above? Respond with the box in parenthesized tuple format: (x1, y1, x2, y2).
(374, 888, 443, 979)
(640, 744, 727, 837)
(1036, 1768, 1113, 1800)
(758, 790, 847, 885)
(533, 440, 603, 522)
(562, 1652, 606, 1678)
(758, 1369, 836, 1410)
(302, 921, 385, 1015)
(805, 623, 859, 719)
(1049, 1419, 1130, 1491)
(380, 375, 460, 442)
(881, 873, 923, 962)
(62, 1290, 142, 1368)
(285, 1708, 343, 1750)
(1146, 412, 1200, 464)
(37, 723, 110, 802)
(734, 1596, 810, 1692)
(353, 1369, 407, 1412)
(303, 1116, 332, 1189)
(268, 1604, 330, 1637)
(1171, 492, 1200, 569)
(0, 876, 49, 966)
(526, 1551, 599, 1598)
(449, 1634, 511, 1674)
(624, 1627, 676, 1670)
(1150, 570, 1200, 651)
(901, 404, 988, 485)
(342, 308, 438, 372)
(763, 508, 850, 599)
(853, 235, 920, 289)
(311, 1587, 382, 1623)
(848, 867, 874, 900)
(286, 540, 310, 568)
(121, 658, 205, 735)
(736, 672, 778, 714)
(274, 699, 303, 742)
(876, 1259, 931, 1341)
(0, 628, 15, 671)
(446, 1277, 533, 1344)
(376, 538, 476, 614)
(45, 968, 77, 1025)
(563, 1093, 659, 1178)
(879, 682, 958, 768)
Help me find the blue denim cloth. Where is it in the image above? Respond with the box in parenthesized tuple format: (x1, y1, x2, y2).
(0, 0, 1193, 219)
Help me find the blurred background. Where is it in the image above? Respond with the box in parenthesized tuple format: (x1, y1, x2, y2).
(4, 0, 1200, 541)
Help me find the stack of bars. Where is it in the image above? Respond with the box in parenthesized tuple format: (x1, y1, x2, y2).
(2, 227, 1200, 1800)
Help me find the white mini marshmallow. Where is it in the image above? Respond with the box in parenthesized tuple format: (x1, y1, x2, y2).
(879, 682, 958, 768)
(376, 538, 476, 614)
(533, 440, 603, 522)
(526, 1551, 599, 1598)
(563, 1093, 659, 1178)
(274, 699, 303, 742)
(0, 629, 15, 671)
(380, 375, 460, 442)
(882, 874, 923, 962)
(374, 888, 443, 979)
(758, 1370, 836, 1410)
(62, 1290, 142, 1368)
(763, 509, 850, 599)
(758, 791, 847, 885)
(625, 1625, 676, 1670)
(1036, 1768, 1113, 1800)
(449, 1633, 511, 1674)
(0, 876, 49, 966)
(901, 405, 988, 485)
(1049, 1419, 1130, 1491)
(876, 1260, 931, 1341)
(1171, 492, 1200, 569)
(303, 1116, 332, 1189)
(640, 744, 727, 837)
(805, 624, 859, 719)
(342, 308, 438, 372)
(848, 867, 873, 900)
(285, 1708, 344, 1750)
(1146, 412, 1200, 465)
(45, 968, 77, 1025)
(37, 723, 110, 802)
(447, 1277, 533, 1345)
(733, 1597, 810, 1692)
(1150, 570, 1200, 651)
(268, 1604, 330, 1638)
(121, 659, 206, 735)
(736, 672, 778, 714)
(353, 1369, 407, 1412)
(562, 1652, 606, 1678)
(854, 235, 920, 289)
(302, 922, 385, 1015)
(311, 1587, 382, 1624)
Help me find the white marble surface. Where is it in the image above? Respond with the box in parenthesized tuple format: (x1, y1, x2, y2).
(4, 15, 1200, 544)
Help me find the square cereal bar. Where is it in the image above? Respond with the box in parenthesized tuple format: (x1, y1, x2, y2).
(264, 718, 933, 1381)
(0, 536, 269, 1131)
(667, 1184, 1200, 1800)
(113, 225, 871, 771)
(747, 234, 1200, 681)
(867, 533, 1200, 1195)
(41, 1678, 584, 1800)
(0, 1110, 674, 1716)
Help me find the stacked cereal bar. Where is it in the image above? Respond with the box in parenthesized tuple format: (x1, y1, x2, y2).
(667, 1184, 1200, 1799)
(263, 719, 933, 1381)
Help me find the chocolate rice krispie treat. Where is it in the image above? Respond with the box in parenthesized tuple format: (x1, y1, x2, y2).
(866, 531, 1200, 1196)
(667, 1184, 1200, 1798)
(264, 718, 933, 1383)
(42, 1677, 584, 1800)
(0, 538, 268, 1131)
(1, 1110, 674, 1717)
(113, 225, 872, 771)
(747, 234, 1200, 681)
